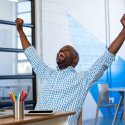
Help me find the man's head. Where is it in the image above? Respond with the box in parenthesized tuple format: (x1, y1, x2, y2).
(56, 45, 79, 70)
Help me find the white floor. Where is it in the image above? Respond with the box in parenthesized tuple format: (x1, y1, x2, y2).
(82, 117, 123, 125)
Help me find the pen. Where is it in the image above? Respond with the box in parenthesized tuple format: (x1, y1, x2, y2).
(17, 93, 21, 102)
(21, 90, 27, 102)
(11, 91, 16, 102)
(9, 92, 16, 102)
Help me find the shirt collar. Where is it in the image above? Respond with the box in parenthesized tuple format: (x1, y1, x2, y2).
(56, 66, 77, 73)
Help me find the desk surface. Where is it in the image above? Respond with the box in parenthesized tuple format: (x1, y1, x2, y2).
(0, 111, 75, 125)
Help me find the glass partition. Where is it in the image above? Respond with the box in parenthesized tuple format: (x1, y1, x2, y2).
(0, 0, 35, 109)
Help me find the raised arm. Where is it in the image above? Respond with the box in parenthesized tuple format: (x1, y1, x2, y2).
(82, 14, 125, 87)
(108, 14, 125, 54)
(15, 18, 54, 81)
(15, 18, 31, 49)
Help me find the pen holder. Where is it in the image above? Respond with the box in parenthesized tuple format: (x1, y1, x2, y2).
(13, 101, 24, 119)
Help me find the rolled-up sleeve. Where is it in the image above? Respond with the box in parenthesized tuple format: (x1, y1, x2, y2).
(84, 49, 115, 87)
(24, 46, 54, 81)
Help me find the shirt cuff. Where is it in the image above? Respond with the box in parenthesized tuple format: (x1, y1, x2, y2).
(24, 45, 35, 56)
(24, 45, 41, 65)
(106, 49, 115, 57)
(103, 49, 116, 67)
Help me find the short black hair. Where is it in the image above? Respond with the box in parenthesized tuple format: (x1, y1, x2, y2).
(64, 45, 79, 64)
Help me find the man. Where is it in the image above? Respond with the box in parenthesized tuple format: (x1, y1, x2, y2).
(16, 14, 125, 125)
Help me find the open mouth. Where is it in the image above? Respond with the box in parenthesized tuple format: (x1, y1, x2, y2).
(58, 52, 65, 59)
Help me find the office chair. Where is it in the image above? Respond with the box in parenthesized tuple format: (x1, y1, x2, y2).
(95, 83, 117, 125)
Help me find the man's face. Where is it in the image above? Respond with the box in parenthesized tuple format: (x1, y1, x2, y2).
(56, 45, 77, 69)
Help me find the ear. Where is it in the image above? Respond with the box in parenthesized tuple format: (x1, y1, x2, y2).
(73, 57, 78, 67)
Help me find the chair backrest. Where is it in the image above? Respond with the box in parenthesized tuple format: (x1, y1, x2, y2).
(78, 110, 82, 125)
(98, 84, 109, 104)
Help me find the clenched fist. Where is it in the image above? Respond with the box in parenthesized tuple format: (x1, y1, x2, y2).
(15, 18, 24, 32)
(121, 14, 125, 28)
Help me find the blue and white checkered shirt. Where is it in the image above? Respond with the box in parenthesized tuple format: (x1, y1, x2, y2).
(24, 46, 115, 125)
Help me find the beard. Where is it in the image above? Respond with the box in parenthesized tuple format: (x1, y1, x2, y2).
(57, 58, 65, 64)
(56, 52, 66, 65)
(56, 51, 74, 69)
(57, 56, 74, 70)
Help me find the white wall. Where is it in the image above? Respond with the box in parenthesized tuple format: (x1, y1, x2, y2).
(35, 0, 125, 121)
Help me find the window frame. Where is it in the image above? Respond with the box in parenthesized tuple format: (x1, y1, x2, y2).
(0, 0, 36, 109)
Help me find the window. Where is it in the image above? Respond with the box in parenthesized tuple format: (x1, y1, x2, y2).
(17, 1, 32, 74)
(0, 0, 36, 109)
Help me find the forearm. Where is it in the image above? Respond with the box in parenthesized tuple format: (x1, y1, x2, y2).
(18, 30, 31, 49)
(108, 28, 125, 54)
(85, 49, 115, 86)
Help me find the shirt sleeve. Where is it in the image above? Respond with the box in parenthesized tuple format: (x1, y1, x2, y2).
(83, 49, 115, 87)
(24, 46, 54, 81)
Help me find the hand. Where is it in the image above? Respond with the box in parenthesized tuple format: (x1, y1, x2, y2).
(15, 18, 24, 32)
(121, 14, 125, 28)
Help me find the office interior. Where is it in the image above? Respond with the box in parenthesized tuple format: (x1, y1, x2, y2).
(0, 0, 125, 125)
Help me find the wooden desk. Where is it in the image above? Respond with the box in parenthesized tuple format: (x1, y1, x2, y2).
(0, 111, 75, 125)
